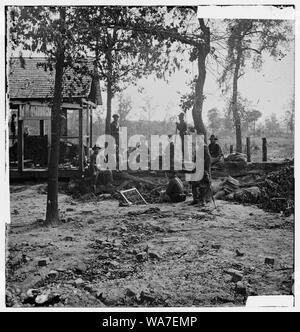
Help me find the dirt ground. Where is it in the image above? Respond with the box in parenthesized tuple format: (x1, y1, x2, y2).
(6, 182, 294, 308)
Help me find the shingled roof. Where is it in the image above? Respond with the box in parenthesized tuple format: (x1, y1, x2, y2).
(8, 57, 102, 105)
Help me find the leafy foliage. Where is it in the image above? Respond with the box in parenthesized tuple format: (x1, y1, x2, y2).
(218, 19, 293, 90)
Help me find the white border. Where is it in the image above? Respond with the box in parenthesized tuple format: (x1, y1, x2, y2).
(0, 0, 298, 313)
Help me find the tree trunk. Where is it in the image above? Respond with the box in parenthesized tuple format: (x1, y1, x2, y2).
(45, 48, 65, 225)
(45, 9, 66, 225)
(192, 19, 210, 144)
(232, 48, 243, 153)
(105, 46, 113, 135)
(192, 54, 207, 142)
(105, 79, 112, 134)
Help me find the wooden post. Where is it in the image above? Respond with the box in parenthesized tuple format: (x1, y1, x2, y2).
(230, 145, 233, 154)
(89, 105, 93, 149)
(78, 107, 83, 173)
(17, 109, 24, 173)
(246, 137, 251, 162)
(262, 137, 267, 162)
(39, 120, 44, 136)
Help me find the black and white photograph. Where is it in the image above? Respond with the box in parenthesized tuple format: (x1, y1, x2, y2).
(2, 2, 297, 311)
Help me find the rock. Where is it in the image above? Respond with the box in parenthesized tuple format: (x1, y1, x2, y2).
(148, 251, 161, 260)
(97, 288, 123, 305)
(140, 291, 155, 303)
(215, 295, 235, 303)
(265, 257, 275, 266)
(82, 282, 93, 291)
(226, 193, 235, 200)
(224, 269, 243, 282)
(109, 260, 119, 268)
(212, 244, 221, 250)
(87, 219, 95, 224)
(22, 254, 31, 263)
(236, 249, 245, 257)
(63, 236, 73, 241)
(35, 291, 50, 305)
(37, 257, 50, 267)
(125, 287, 136, 297)
(136, 252, 148, 262)
(75, 263, 87, 274)
(235, 282, 247, 296)
(26, 289, 39, 299)
(74, 278, 84, 287)
(98, 253, 109, 260)
(47, 270, 59, 279)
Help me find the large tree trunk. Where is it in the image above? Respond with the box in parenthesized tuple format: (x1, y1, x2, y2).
(45, 47, 65, 225)
(192, 54, 207, 142)
(192, 19, 210, 144)
(191, 19, 211, 203)
(232, 47, 243, 153)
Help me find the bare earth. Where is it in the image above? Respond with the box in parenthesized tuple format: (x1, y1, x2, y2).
(6, 183, 294, 308)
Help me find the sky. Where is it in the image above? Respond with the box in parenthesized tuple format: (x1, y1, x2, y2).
(109, 38, 295, 126)
(8, 12, 295, 127)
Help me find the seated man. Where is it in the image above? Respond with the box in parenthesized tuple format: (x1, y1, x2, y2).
(89, 144, 114, 193)
(161, 171, 186, 203)
(208, 134, 223, 166)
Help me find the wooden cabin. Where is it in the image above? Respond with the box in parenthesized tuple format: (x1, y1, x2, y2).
(8, 57, 102, 180)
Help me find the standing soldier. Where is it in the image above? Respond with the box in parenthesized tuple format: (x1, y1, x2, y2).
(90, 144, 101, 192)
(110, 114, 120, 144)
(110, 114, 120, 168)
(188, 128, 212, 206)
(176, 112, 187, 161)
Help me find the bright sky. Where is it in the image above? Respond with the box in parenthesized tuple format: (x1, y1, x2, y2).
(110, 39, 295, 125)
(9, 13, 295, 126)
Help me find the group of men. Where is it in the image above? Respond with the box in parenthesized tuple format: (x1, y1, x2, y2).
(89, 112, 224, 206)
(161, 112, 223, 206)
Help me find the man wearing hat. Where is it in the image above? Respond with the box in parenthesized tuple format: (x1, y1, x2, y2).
(110, 114, 120, 142)
(90, 144, 114, 192)
(176, 112, 187, 159)
(90, 144, 102, 191)
(110, 114, 120, 167)
(208, 134, 223, 166)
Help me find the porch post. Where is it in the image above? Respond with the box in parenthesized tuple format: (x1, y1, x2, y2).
(17, 105, 24, 173)
(78, 106, 83, 173)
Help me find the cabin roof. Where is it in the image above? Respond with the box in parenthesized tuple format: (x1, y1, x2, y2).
(8, 57, 102, 105)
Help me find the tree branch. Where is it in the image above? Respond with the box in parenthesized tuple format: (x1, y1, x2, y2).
(242, 47, 261, 54)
